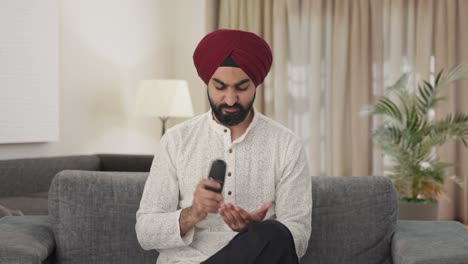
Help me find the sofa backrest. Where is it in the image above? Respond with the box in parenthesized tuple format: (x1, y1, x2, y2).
(0, 155, 100, 197)
(301, 176, 398, 264)
(49, 171, 398, 264)
(49, 170, 158, 264)
(0, 154, 154, 198)
(96, 154, 153, 172)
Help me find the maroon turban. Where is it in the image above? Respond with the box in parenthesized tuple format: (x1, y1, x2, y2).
(193, 29, 273, 87)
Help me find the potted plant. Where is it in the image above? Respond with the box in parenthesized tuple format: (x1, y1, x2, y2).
(364, 64, 468, 220)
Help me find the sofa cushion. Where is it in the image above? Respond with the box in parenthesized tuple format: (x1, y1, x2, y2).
(97, 154, 153, 172)
(0, 155, 101, 197)
(392, 220, 468, 264)
(0, 192, 49, 216)
(0, 215, 55, 264)
(300, 176, 398, 264)
(49, 170, 158, 264)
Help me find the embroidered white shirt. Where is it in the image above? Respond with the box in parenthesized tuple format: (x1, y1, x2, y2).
(136, 108, 312, 264)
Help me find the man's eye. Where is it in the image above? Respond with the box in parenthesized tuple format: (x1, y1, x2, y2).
(215, 86, 225, 90)
(237, 86, 248, 91)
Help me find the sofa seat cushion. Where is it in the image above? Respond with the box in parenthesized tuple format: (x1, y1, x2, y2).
(392, 220, 468, 264)
(0, 215, 55, 264)
(0, 192, 48, 216)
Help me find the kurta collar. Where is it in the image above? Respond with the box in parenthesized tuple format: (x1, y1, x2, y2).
(207, 106, 260, 144)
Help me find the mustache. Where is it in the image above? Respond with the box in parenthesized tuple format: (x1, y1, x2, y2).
(219, 104, 242, 110)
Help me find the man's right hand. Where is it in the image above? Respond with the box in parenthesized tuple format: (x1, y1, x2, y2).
(180, 179, 224, 236)
(191, 179, 224, 222)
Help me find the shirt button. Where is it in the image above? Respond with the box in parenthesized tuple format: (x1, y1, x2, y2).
(228, 191, 232, 195)
(229, 149, 232, 153)
(228, 172, 232, 177)
(224, 129, 227, 133)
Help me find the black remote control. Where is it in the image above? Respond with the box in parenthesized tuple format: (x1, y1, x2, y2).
(205, 159, 227, 193)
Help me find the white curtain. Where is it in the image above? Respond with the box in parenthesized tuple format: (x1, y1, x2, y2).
(218, 0, 289, 125)
(381, 0, 468, 223)
(218, 0, 468, 223)
(286, 0, 375, 176)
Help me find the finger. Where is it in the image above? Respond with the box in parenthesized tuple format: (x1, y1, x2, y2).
(196, 180, 220, 194)
(251, 208, 268, 221)
(200, 200, 221, 213)
(227, 204, 246, 227)
(196, 204, 218, 214)
(251, 202, 272, 221)
(199, 190, 224, 203)
(220, 203, 228, 210)
(221, 206, 236, 227)
(262, 201, 272, 209)
(219, 206, 230, 219)
(225, 204, 243, 228)
(234, 205, 253, 222)
(205, 206, 220, 213)
(192, 183, 223, 217)
(218, 204, 228, 217)
(251, 202, 272, 215)
(199, 179, 221, 190)
(197, 188, 224, 202)
(250, 213, 264, 222)
(199, 199, 218, 207)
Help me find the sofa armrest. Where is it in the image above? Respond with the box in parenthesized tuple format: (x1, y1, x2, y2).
(0, 215, 55, 264)
(49, 170, 158, 264)
(96, 154, 153, 172)
(392, 220, 468, 264)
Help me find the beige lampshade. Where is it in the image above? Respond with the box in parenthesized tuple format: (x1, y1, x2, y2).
(135, 79, 194, 117)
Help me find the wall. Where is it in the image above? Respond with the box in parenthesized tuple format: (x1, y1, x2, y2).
(0, 0, 216, 159)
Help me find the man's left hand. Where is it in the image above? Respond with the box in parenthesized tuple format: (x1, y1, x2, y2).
(218, 202, 272, 232)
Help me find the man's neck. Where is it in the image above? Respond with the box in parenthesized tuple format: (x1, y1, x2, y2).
(213, 110, 254, 142)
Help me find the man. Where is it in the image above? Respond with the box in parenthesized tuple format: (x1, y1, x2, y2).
(136, 29, 312, 264)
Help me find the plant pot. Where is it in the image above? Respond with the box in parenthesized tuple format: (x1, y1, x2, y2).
(399, 201, 438, 220)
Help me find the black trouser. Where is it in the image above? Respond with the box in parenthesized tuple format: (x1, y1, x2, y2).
(202, 220, 299, 264)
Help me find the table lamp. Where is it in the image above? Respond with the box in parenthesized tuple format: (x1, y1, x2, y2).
(136, 79, 194, 136)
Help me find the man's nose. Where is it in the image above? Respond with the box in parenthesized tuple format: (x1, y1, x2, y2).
(224, 88, 238, 106)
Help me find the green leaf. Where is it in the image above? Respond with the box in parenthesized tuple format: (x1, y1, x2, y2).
(367, 63, 468, 201)
(435, 70, 443, 87)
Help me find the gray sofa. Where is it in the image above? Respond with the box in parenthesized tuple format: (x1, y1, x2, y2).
(0, 154, 154, 216)
(1, 156, 467, 264)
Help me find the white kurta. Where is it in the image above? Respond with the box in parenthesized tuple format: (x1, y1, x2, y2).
(136, 108, 312, 264)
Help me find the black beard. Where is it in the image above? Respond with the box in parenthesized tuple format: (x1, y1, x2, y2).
(208, 91, 256, 127)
